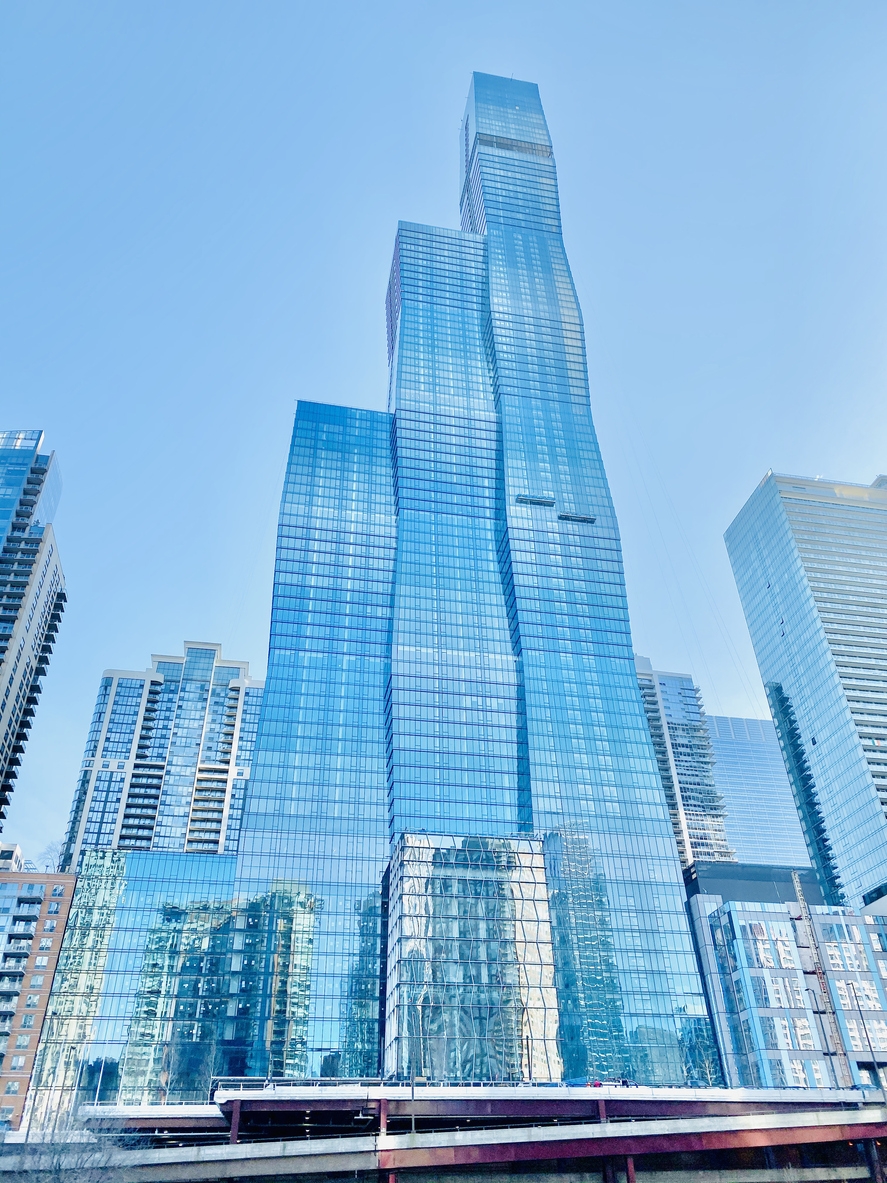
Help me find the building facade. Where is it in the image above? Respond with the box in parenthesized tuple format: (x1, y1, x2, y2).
(726, 473, 887, 909)
(0, 430, 65, 824)
(61, 643, 263, 870)
(233, 73, 718, 1086)
(707, 715, 809, 867)
(24, 849, 318, 1128)
(0, 846, 75, 1129)
(635, 658, 733, 866)
(688, 863, 887, 1091)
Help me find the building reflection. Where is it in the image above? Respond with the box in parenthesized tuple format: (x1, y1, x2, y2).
(384, 834, 562, 1083)
(24, 852, 317, 1128)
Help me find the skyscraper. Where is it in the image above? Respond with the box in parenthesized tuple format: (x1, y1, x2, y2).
(707, 715, 810, 867)
(236, 74, 717, 1085)
(635, 657, 734, 866)
(61, 642, 263, 870)
(726, 473, 887, 910)
(0, 431, 65, 824)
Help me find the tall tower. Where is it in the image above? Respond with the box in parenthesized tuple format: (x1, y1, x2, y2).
(726, 472, 887, 909)
(61, 642, 263, 870)
(238, 75, 717, 1085)
(0, 431, 65, 824)
(635, 657, 734, 866)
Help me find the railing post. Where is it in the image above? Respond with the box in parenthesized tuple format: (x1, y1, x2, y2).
(626, 1155, 636, 1183)
(229, 1098, 241, 1144)
(380, 1096, 388, 1135)
(865, 1138, 886, 1183)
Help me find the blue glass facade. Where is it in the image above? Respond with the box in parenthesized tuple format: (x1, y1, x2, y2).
(0, 430, 65, 820)
(34, 76, 721, 1108)
(235, 403, 395, 1079)
(726, 474, 887, 909)
(235, 74, 717, 1085)
(707, 716, 810, 868)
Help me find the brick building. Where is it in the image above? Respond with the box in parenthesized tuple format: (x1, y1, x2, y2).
(0, 844, 75, 1129)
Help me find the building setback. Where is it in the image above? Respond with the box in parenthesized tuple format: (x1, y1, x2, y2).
(0, 431, 65, 823)
(707, 715, 810, 868)
(635, 657, 733, 866)
(233, 73, 717, 1086)
(726, 473, 887, 909)
(30, 75, 722, 1115)
(61, 643, 263, 870)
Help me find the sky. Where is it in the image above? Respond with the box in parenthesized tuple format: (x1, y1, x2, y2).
(2, 1, 887, 862)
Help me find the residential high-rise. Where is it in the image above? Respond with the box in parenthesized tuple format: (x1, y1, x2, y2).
(0, 431, 65, 824)
(726, 474, 887, 910)
(635, 657, 733, 866)
(61, 643, 263, 870)
(707, 715, 810, 867)
(0, 847, 75, 1130)
(235, 74, 717, 1086)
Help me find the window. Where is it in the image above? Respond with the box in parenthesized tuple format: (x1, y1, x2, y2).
(9, 1056, 24, 1071)
(825, 943, 843, 970)
(790, 1059, 807, 1087)
(29, 976, 43, 987)
(3, 1083, 18, 1095)
(24, 995, 39, 1008)
(19, 1015, 33, 1029)
(47, 902, 60, 915)
(50, 886, 64, 898)
(14, 1037, 29, 1050)
(870, 1020, 887, 1051)
(42, 921, 56, 932)
(858, 980, 881, 1009)
(33, 957, 47, 968)
(38, 940, 51, 951)
(835, 981, 852, 1009)
(793, 1017, 815, 1049)
(0, 1107, 13, 1121)
(776, 1017, 791, 1049)
(770, 978, 786, 1008)
(810, 1061, 826, 1087)
(776, 940, 797, 969)
(845, 1018, 864, 1051)
(842, 943, 862, 970)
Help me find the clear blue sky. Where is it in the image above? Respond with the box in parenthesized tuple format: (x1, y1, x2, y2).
(3, 1, 887, 862)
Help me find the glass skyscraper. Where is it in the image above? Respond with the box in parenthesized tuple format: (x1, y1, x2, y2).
(235, 73, 717, 1085)
(0, 430, 65, 824)
(726, 473, 887, 910)
(61, 642, 264, 869)
(707, 715, 810, 868)
(32, 76, 721, 1114)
